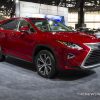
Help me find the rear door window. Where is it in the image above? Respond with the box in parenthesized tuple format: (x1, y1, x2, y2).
(0, 19, 19, 30)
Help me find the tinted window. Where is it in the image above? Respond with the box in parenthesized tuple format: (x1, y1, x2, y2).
(0, 19, 19, 30)
(19, 20, 30, 28)
(19, 20, 35, 32)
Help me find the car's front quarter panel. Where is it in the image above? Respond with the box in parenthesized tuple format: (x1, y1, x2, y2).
(50, 41, 90, 70)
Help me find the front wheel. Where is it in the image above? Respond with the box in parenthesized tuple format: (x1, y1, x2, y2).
(35, 50, 56, 78)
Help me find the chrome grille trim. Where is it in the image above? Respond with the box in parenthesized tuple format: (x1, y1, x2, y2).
(81, 43, 100, 69)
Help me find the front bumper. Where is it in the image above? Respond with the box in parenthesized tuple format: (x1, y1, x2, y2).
(60, 43, 100, 70)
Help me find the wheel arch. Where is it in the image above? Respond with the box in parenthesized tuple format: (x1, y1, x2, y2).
(33, 45, 58, 78)
(33, 45, 55, 59)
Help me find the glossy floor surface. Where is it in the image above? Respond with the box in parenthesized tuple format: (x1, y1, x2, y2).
(0, 57, 100, 100)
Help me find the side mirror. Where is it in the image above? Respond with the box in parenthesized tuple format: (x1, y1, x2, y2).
(20, 26, 30, 33)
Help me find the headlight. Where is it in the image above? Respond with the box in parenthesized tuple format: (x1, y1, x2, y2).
(57, 41, 83, 50)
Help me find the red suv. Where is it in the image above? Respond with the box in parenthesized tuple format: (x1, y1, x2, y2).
(0, 18, 100, 78)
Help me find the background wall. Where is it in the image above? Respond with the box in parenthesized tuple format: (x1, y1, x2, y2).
(68, 11, 100, 29)
(16, 1, 68, 25)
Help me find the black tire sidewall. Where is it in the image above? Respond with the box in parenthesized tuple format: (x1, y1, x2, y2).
(35, 50, 56, 78)
(0, 53, 5, 62)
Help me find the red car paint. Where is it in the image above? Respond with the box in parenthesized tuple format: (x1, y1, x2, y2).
(0, 17, 100, 71)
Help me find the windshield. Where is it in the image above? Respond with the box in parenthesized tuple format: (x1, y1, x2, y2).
(31, 19, 73, 32)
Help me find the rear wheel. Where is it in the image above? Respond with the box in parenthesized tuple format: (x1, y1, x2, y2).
(0, 47, 5, 62)
(35, 50, 56, 78)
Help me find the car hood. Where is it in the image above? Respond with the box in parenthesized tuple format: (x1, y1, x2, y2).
(51, 31, 99, 43)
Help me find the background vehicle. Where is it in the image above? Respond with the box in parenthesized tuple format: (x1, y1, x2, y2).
(0, 18, 100, 78)
(76, 27, 98, 34)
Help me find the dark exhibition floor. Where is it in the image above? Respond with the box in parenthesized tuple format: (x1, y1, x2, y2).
(0, 57, 100, 100)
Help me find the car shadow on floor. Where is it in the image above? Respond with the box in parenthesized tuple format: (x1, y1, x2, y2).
(5, 56, 96, 81)
(6, 56, 36, 71)
(55, 70, 96, 81)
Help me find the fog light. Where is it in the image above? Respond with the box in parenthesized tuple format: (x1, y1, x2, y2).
(67, 53, 75, 59)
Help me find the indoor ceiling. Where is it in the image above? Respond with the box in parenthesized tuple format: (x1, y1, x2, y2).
(0, 0, 100, 8)
(19, 0, 100, 8)
(0, 0, 100, 16)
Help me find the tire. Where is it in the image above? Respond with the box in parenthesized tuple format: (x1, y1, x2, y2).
(35, 50, 56, 78)
(0, 47, 5, 62)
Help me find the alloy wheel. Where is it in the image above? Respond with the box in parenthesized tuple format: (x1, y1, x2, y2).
(35, 50, 56, 78)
